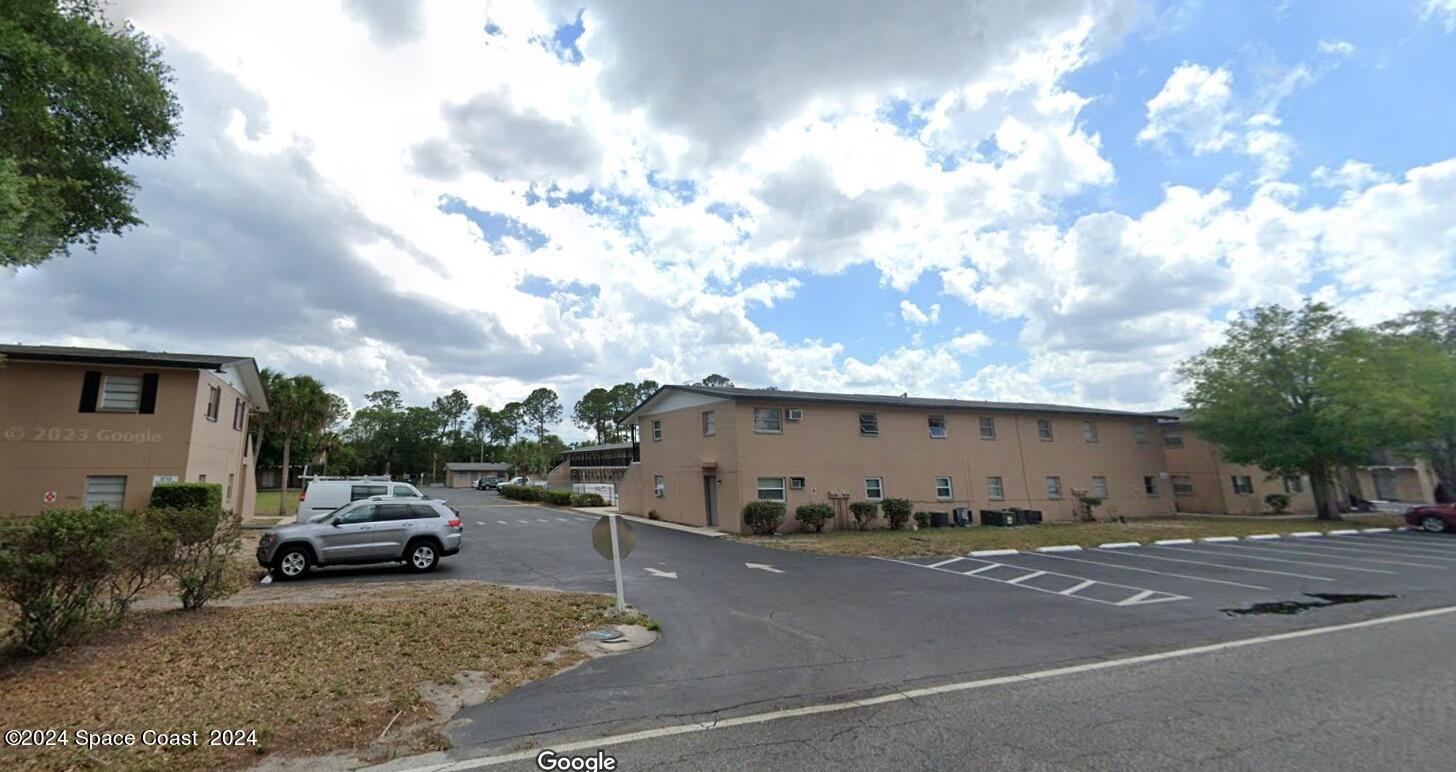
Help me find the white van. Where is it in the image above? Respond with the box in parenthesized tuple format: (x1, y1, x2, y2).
(296, 478, 426, 521)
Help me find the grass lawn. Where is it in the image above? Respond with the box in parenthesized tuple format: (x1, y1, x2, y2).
(737, 514, 1408, 558)
(0, 582, 625, 771)
(252, 489, 299, 517)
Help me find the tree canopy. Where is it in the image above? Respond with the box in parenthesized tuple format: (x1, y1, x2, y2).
(0, 0, 181, 267)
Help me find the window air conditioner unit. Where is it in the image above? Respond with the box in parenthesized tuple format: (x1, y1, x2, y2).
(787, 408, 803, 421)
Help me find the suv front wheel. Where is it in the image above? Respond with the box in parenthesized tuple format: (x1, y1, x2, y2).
(272, 546, 312, 581)
(405, 540, 440, 572)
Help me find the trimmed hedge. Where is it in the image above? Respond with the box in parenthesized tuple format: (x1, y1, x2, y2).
(913, 511, 930, 529)
(742, 500, 785, 535)
(570, 492, 608, 507)
(794, 502, 833, 533)
(881, 497, 913, 530)
(848, 500, 879, 531)
(498, 484, 541, 501)
(544, 490, 573, 506)
(149, 482, 222, 511)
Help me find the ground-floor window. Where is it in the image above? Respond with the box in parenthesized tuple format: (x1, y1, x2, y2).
(987, 476, 1005, 500)
(84, 475, 127, 509)
(934, 476, 953, 500)
(1231, 475, 1254, 495)
(1171, 475, 1194, 496)
(1143, 475, 1160, 496)
(1283, 475, 1304, 494)
(1091, 476, 1109, 499)
(863, 477, 883, 501)
(1045, 476, 1062, 499)
(654, 475, 665, 497)
(757, 477, 785, 501)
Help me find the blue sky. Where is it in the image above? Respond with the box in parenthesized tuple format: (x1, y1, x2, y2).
(4, 0, 1455, 440)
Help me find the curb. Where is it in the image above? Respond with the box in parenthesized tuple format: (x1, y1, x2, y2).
(1035, 545, 1083, 553)
(1246, 534, 1282, 540)
(1153, 538, 1194, 545)
(1289, 531, 1323, 537)
(1326, 529, 1359, 535)
(968, 549, 1019, 557)
(1099, 542, 1140, 549)
(1199, 536, 1239, 542)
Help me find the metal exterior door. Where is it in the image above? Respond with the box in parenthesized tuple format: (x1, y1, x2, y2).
(704, 474, 718, 527)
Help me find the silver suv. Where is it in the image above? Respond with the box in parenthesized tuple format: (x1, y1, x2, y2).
(256, 497, 463, 580)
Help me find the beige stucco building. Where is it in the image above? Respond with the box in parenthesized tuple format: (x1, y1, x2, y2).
(0, 345, 268, 516)
(445, 462, 509, 488)
(616, 385, 1176, 534)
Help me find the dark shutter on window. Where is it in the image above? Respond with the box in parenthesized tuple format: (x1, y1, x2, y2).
(79, 370, 101, 412)
(139, 373, 159, 414)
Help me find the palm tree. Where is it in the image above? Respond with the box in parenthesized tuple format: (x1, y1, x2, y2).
(270, 375, 347, 516)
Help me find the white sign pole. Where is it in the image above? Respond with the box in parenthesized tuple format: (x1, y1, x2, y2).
(608, 513, 627, 613)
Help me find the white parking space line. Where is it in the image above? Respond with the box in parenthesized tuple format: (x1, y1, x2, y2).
(877, 557, 1189, 608)
(927, 557, 964, 569)
(963, 563, 1004, 576)
(1100, 548, 1334, 581)
(1153, 544, 1397, 575)
(1323, 535, 1456, 557)
(476, 521, 486, 525)
(1224, 540, 1451, 568)
(1362, 533, 1456, 551)
(517, 520, 530, 524)
(1060, 580, 1096, 595)
(1277, 539, 1456, 560)
(1026, 551, 1269, 590)
(1005, 570, 1047, 585)
(497, 520, 507, 525)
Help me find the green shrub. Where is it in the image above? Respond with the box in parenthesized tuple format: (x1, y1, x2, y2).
(913, 511, 930, 529)
(545, 489, 574, 506)
(149, 482, 222, 511)
(570, 492, 608, 507)
(1264, 493, 1291, 514)
(794, 502, 833, 533)
(0, 508, 123, 654)
(881, 498, 912, 530)
(153, 508, 241, 610)
(106, 509, 177, 621)
(741, 500, 786, 535)
(499, 484, 541, 501)
(848, 500, 879, 531)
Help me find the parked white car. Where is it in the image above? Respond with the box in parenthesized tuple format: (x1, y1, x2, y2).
(296, 478, 425, 521)
(503, 476, 547, 488)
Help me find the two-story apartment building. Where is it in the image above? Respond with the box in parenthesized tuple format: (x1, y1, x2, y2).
(616, 385, 1175, 533)
(0, 344, 269, 516)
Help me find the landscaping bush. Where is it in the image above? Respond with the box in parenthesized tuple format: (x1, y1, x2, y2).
(1265, 493, 1291, 514)
(544, 489, 574, 506)
(149, 482, 222, 511)
(152, 508, 241, 610)
(881, 498, 912, 530)
(105, 509, 176, 622)
(848, 500, 879, 531)
(913, 511, 930, 529)
(794, 502, 833, 533)
(741, 500, 786, 535)
(499, 484, 541, 501)
(570, 492, 608, 507)
(0, 508, 123, 654)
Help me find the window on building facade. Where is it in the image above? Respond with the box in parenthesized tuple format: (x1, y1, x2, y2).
(1045, 476, 1062, 499)
(85, 476, 127, 509)
(1283, 475, 1304, 493)
(987, 476, 1005, 500)
(206, 385, 221, 421)
(928, 415, 947, 438)
(1232, 475, 1254, 495)
(753, 408, 782, 433)
(652, 419, 662, 441)
(859, 412, 879, 436)
(1082, 420, 1099, 442)
(1091, 476, 1109, 499)
(1164, 432, 1185, 448)
(934, 476, 953, 500)
(979, 416, 996, 439)
(864, 477, 884, 500)
(1172, 476, 1194, 495)
(789, 476, 806, 490)
(1143, 476, 1160, 496)
(757, 477, 785, 501)
(702, 410, 715, 436)
(654, 475, 665, 497)
(1132, 426, 1149, 444)
(100, 374, 143, 412)
(233, 398, 245, 430)
(1037, 418, 1054, 441)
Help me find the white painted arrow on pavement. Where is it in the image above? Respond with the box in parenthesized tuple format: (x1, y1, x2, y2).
(644, 568, 677, 579)
(745, 563, 785, 573)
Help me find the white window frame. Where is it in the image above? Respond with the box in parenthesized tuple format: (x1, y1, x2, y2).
(934, 476, 953, 500)
(928, 414, 947, 439)
(654, 475, 665, 497)
(652, 419, 662, 442)
(859, 412, 879, 437)
(987, 476, 1005, 500)
(1036, 418, 1054, 441)
(1232, 475, 1254, 495)
(1091, 476, 1109, 499)
(789, 476, 806, 490)
(979, 416, 996, 440)
(1045, 476, 1063, 499)
(99, 374, 143, 413)
(1082, 420, 1098, 442)
(205, 384, 221, 422)
(1144, 476, 1161, 496)
(753, 407, 783, 434)
(84, 475, 127, 509)
(1283, 475, 1304, 494)
(702, 410, 716, 436)
(863, 476, 884, 501)
(757, 477, 786, 502)
(232, 398, 245, 431)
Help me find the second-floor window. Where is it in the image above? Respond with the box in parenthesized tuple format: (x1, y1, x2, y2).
(1132, 426, 1149, 444)
(102, 374, 143, 412)
(702, 410, 716, 436)
(979, 416, 996, 440)
(859, 412, 879, 436)
(205, 385, 221, 422)
(1082, 420, 1098, 442)
(753, 408, 782, 433)
(1037, 418, 1054, 441)
(928, 415, 947, 438)
(1164, 432, 1185, 448)
(651, 419, 662, 441)
(233, 398, 245, 431)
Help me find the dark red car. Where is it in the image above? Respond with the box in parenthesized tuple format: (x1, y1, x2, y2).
(1405, 505, 1456, 533)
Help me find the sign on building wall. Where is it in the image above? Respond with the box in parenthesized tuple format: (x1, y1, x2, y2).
(152, 475, 180, 485)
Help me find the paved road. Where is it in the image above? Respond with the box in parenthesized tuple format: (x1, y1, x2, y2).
(270, 487, 1456, 767)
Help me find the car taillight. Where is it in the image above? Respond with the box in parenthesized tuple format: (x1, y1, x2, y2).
(298, 487, 306, 502)
(448, 518, 461, 527)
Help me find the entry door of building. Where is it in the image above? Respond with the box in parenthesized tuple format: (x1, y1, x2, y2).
(703, 474, 718, 527)
(1374, 471, 1399, 501)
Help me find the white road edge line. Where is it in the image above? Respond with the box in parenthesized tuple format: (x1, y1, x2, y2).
(1036, 545, 1083, 553)
(387, 604, 1456, 772)
(969, 549, 1019, 557)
